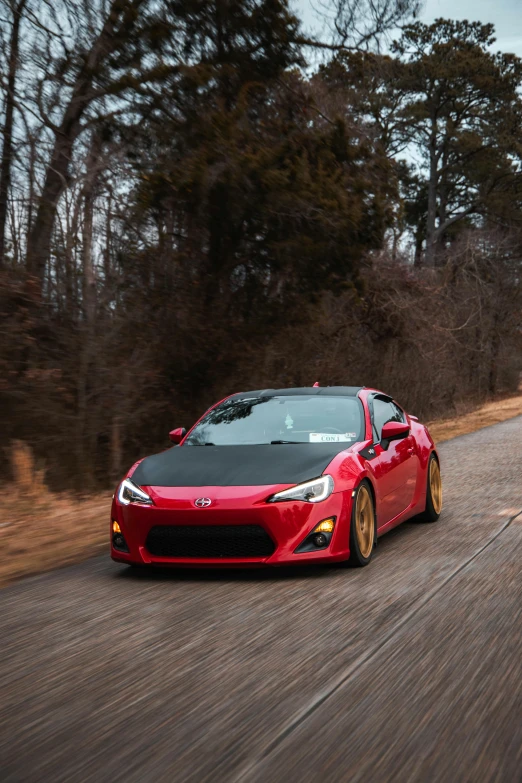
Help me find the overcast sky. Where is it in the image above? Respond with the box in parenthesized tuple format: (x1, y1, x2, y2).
(423, 0, 522, 55)
(295, 0, 522, 56)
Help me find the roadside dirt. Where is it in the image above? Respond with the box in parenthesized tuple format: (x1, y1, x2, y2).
(1, 394, 521, 588)
(0, 490, 110, 588)
(426, 394, 522, 443)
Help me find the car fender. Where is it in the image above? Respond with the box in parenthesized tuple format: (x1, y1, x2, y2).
(410, 419, 439, 506)
(324, 446, 378, 533)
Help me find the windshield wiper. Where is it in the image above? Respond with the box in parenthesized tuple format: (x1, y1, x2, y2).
(188, 442, 215, 446)
(270, 440, 303, 445)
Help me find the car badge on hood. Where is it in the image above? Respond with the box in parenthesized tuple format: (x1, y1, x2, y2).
(194, 497, 212, 508)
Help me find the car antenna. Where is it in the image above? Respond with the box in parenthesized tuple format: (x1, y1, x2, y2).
(313, 382, 320, 387)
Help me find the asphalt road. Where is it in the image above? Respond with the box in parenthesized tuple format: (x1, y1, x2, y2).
(1, 417, 521, 783)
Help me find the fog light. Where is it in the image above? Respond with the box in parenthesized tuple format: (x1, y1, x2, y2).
(112, 529, 129, 552)
(112, 520, 121, 533)
(313, 518, 335, 534)
(294, 515, 337, 553)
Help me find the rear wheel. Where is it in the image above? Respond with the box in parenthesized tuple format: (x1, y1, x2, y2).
(346, 481, 376, 567)
(416, 453, 442, 523)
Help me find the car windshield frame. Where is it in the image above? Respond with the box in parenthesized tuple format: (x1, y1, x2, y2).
(183, 394, 365, 447)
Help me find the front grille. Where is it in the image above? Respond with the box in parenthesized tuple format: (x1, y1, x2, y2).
(145, 525, 275, 559)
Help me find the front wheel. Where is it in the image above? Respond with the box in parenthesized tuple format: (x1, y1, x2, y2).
(345, 481, 376, 567)
(416, 453, 442, 523)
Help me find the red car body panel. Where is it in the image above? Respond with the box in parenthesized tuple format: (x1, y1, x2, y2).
(111, 387, 437, 568)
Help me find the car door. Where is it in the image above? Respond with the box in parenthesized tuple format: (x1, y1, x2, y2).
(370, 395, 418, 525)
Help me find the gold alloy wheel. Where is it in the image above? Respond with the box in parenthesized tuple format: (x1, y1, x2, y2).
(355, 485, 375, 559)
(429, 458, 443, 515)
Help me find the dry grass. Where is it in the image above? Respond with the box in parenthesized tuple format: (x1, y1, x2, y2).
(427, 394, 522, 443)
(0, 442, 111, 588)
(2, 395, 522, 588)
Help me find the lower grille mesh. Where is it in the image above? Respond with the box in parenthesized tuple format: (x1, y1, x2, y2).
(145, 525, 275, 559)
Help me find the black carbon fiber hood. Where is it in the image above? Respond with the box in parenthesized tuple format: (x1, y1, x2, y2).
(131, 443, 350, 487)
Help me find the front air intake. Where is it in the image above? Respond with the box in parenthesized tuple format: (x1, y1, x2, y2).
(145, 525, 275, 559)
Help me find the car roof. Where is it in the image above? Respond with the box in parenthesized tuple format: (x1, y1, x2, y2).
(230, 386, 364, 399)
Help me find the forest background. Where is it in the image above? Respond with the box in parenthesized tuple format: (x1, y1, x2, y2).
(1, 0, 522, 490)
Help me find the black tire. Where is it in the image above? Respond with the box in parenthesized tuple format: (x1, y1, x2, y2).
(416, 453, 442, 523)
(344, 480, 376, 567)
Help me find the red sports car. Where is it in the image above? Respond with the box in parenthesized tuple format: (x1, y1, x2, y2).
(110, 386, 442, 569)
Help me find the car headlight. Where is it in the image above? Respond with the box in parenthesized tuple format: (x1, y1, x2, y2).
(118, 478, 153, 506)
(268, 475, 334, 503)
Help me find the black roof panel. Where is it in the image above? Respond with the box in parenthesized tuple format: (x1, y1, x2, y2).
(231, 386, 363, 399)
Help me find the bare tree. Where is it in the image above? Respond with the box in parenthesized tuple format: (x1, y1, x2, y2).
(0, 0, 28, 267)
(299, 0, 422, 52)
(26, 0, 157, 288)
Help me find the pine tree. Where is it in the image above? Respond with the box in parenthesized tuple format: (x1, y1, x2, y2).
(392, 20, 522, 263)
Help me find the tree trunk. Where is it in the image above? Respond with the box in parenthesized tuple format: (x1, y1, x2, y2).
(81, 135, 101, 323)
(413, 229, 423, 267)
(425, 112, 438, 266)
(63, 192, 82, 314)
(103, 189, 113, 287)
(0, 0, 27, 268)
(110, 415, 122, 481)
(82, 195, 95, 321)
(436, 136, 450, 255)
(488, 312, 501, 395)
(25, 132, 36, 253)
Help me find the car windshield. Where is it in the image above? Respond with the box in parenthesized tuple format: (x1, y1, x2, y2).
(184, 395, 365, 446)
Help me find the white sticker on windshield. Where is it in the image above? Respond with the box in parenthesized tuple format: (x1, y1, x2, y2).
(309, 433, 355, 443)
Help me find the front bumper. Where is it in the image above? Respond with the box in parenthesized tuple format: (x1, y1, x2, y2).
(110, 484, 353, 567)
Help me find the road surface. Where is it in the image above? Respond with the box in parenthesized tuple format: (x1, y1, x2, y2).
(1, 417, 521, 782)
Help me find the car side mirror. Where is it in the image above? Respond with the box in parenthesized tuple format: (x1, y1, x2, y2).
(169, 427, 186, 444)
(380, 421, 410, 449)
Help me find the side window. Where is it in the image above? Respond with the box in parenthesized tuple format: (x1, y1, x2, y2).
(390, 402, 406, 423)
(372, 397, 404, 441)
